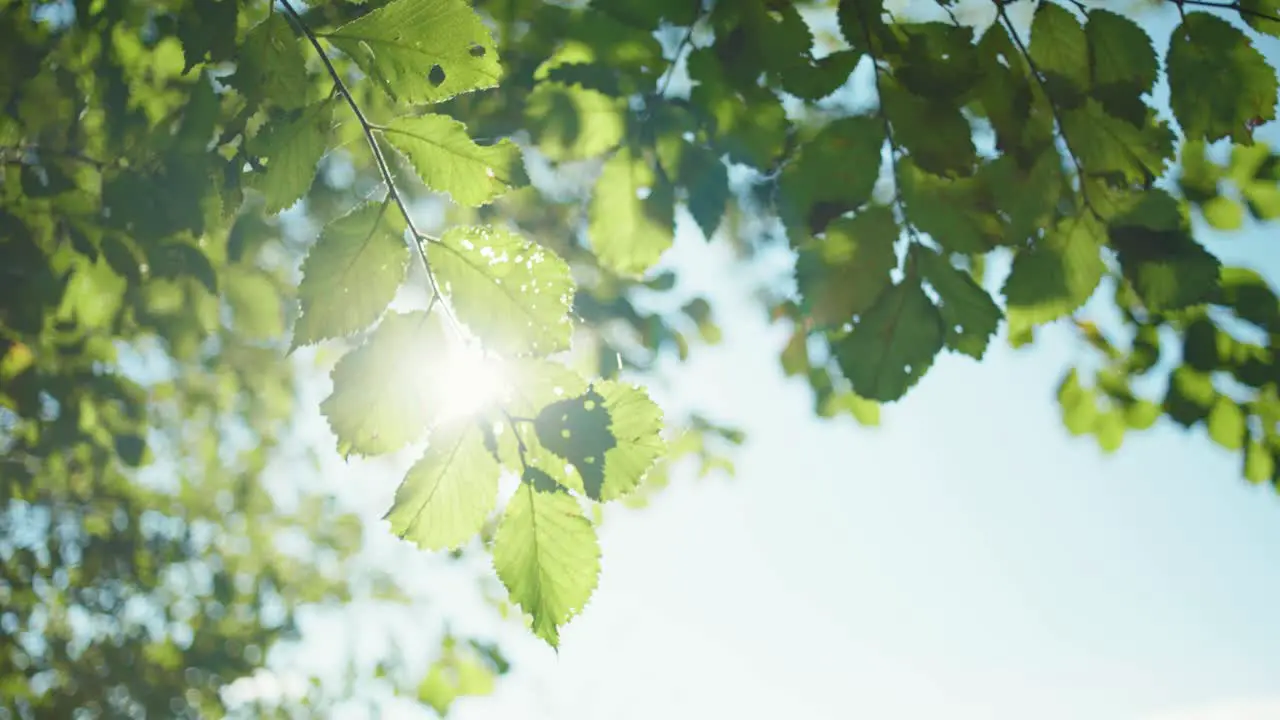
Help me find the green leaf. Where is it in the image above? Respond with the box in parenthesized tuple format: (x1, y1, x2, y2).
(492, 481, 601, 648)
(1244, 434, 1275, 483)
(226, 14, 309, 110)
(380, 114, 524, 206)
(1086, 9, 1157, 96)
(324, 0, 502, 105)
(794, 205, 899, 329)
(1208, 396, 1246, 450)
(981, 152, 1062, 247)
(178, 0, 239, 73)
(779, 116, 885, 237)
(664, 140, 730, 241)
(596, 0, 700, 30)
(429, 225, 574, 356)
(1109, 190, 1222, 313)
(687, 48, 790, 168)
(587, 147, 675, 278)
(880, 79, 976, 176)
(385, 422, 500, 550)
(320, 311, 449, 456)
(900, 161, 1003, 253)
(524, 82, 626, 161)
(833, 278, 945, 402)
(246, 101, 334, 213)
(1061, 101, 1174, 184)
(1003, 210, 1106, 327)
(224, 270, 284, 340)
(1202, 195, 1245, 230)
(532, 381, 665, 502)
(1058, 369, 1098, 436)
(1167, 12, 1277, 143)
(1028, 1, 1089, 97)
(1239, 0, 1280, 37)
(779, 50, 860, 101)
(915, 247, 1002, 360)
(294, 201, 409, 348)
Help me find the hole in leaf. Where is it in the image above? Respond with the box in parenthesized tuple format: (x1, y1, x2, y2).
(428, 64, 446, 86)
(469, 43, 486, 57)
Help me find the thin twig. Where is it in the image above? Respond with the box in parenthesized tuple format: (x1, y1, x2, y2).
(856, 2, 923, 255)
(657, 17, 702, 98)
(277, 0, 463, 332)
(1180, 0, 1280, 25)
(992, 0, 1096, 215)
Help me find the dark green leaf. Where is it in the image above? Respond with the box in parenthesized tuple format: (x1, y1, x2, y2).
(915, 246, 1002, 360)
(1167, 12, 1277, 143)
(833, 278, 945, 402)
(794, 205, 899, 328)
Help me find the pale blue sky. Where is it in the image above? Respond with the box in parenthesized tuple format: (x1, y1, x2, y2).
(234, 1, 1280, 718)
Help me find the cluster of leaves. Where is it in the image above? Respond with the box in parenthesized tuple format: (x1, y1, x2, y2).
(0, 0, 515, 715)
(438, 0, 1280, 485)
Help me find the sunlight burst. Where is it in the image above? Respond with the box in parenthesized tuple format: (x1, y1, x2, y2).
(425, 337, 512, 423)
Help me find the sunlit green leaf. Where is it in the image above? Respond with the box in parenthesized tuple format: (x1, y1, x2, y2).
(533, 381, 665, 501)
(492, 481, 601, 648)
(429, 225, 574, 356)
(587, 147, 675, 278)
(1003, 210, 1106, 327)
(294, 200, 409, 348)
(386, 422, 500, 550)
(380, 114, 524, 206)
(321, 311, 450, 456)
(246, 100, 335, 213)
(324, 0, 502, 105)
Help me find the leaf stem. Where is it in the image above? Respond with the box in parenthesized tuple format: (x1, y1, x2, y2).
(502, 409, 530, 471)
(277, 0, 463, 333)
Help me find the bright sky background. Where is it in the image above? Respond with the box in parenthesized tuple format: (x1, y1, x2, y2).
(237, 1, 1280, 718)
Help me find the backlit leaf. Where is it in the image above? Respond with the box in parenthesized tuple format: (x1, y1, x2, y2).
(533, 381, 665, 501)
(294, 201, 409, 348)
(324, 0, 502, 105)
(587, 147, 675, 278)
(492, 481, 601, 647)
(1003, 210, 1106, 327)
(1167, 12, 1277, 143)
(833, 278, 945, 402)
(381, 114, 524, 206)
(430, 226, 574, 356)
(321, 311, 450, 456)
(915, 246, 1002, 360)
(794, 205, 898, 328)
(246, 100, 335, 213)
(386, 422, 500, 550)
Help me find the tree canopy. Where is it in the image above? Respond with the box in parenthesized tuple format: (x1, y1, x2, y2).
(8, 0, 1280, 711)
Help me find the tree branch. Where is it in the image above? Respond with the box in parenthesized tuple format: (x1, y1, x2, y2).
(1178, 0, 1280, 26)
(277, 0, 463, 332)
